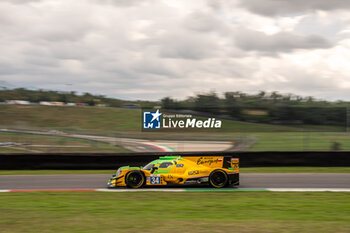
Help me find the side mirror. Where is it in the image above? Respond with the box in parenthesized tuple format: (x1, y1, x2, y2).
(151, 167, 158, 174)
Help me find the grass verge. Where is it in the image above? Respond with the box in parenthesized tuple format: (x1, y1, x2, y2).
(0, 192, 349, 233)
(0, 132, 129, 153)
(2, 105, 350, 151)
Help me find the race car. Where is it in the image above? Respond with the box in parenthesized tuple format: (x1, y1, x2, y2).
(107, 156, 239, 188)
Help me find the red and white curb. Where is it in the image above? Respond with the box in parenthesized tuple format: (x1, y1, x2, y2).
(0, 189, 97, 192)
(97, 188, 186, 192)
(144, 142, 175, 152)
(0, 188, 186, 192)
(1, 188, 350, 192)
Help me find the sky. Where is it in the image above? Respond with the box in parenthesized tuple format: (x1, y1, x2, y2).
(1, 0, 350, 101)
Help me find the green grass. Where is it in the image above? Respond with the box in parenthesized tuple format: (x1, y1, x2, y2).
(0, 105, 141, 132)
(0, 192, 349, 233)
(0, 147, 25, 153)
(0, 105, 344, 133)
(248, 132, 350, 151)
(0, 132, 129, 153)
(0, 105, 325, 135)
(1, 105, 350, 151)
(0, 167, 349, 175)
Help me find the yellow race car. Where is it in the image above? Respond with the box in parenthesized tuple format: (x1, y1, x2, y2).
(107, 156, 239, 188)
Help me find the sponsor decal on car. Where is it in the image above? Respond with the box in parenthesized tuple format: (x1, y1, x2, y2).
(188, 170, 199, 175)
(176, 164, 184, 167)
(231, 158, 239, 168)
(196, 157, 220, 166)
(231, 158, 239, 163)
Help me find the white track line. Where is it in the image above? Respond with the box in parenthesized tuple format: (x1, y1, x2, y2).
(267, 188, 350, 192)
(96, 188, 186, 192)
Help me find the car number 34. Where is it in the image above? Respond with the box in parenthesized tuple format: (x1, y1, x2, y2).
(150, 175, 161, 184)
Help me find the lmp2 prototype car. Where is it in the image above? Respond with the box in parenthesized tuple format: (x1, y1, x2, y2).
(107, 156, 239, 188)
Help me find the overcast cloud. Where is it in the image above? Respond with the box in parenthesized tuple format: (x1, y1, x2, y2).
(238, 0, 350, 16)
(1, 0, 350, 100)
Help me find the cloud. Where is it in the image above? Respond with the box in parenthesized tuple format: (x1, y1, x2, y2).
(234, 28, 332, 54)
(158, 32, 219, 60)
(0, 0, 350, 101)
(183, 11, 227, 32)
(90, 0, 155, 7)
(238, 0, 350, 16)
(1, 0, 42, 4)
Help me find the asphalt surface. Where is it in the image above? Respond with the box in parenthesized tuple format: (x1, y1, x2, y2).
(1, 173, 349, 190)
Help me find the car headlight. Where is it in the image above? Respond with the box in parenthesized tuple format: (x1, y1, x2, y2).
(116, 168, 122, 177)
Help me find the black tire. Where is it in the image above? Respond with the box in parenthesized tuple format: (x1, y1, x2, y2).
(209, 170, 228, 188)
(125, 170, 145, 189)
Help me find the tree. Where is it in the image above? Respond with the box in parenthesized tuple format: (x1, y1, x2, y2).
(194, 92, 220, 114)
(161, 97, 177, 109)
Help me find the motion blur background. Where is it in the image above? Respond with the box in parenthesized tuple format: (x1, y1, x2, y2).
(1, 88, 350, 153)
(1, 2, 350, 233)
(2, 0, 350, 153)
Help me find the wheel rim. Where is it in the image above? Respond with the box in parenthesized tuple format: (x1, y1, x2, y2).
(127, 173, 143, 187)
(211, 171, 226, 186)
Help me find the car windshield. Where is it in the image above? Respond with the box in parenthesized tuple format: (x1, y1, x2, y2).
(143, 163, 155, 170)
(159, 162, 173, 168)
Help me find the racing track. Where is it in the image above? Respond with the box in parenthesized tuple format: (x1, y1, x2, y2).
(0, 129, 235, 152)
(1, 173, 350, 190)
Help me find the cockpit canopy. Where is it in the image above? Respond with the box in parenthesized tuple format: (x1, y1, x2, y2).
(143, 161, 174, 170)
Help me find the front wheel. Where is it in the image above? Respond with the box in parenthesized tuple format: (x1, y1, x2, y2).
(209, 170, 228, 188)
(125, 171, 145, 188)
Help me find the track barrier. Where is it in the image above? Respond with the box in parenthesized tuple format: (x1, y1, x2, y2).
(0, 151, 349, 169)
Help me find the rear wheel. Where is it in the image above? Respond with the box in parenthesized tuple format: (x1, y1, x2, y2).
(125, 171, 145, 188)
(209, 170, 228, 188)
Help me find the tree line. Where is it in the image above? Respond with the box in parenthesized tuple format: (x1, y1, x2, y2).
(0, 88, 128, 107)
(1, 88, 349, 126)
(161, 91, 349, 126)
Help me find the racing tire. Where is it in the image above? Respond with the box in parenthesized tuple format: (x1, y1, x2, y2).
(209, 170, 228, 188)
(125, 170, 145, 189)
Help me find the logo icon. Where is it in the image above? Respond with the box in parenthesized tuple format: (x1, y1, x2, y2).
(143, 109, 162, 129)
